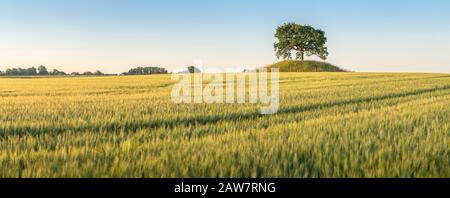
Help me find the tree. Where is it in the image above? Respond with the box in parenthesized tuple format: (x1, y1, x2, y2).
(124, 66, 168, 75)
(37, 65, 49, 75)
(274, 22, 328, 61)
(50, 69, 66, 75)
(4, 67, 36, 75)
(126, 67, 144, 75)
(5, 68, 17, 75)
(26, 67, 37, 75)
(187, 66, 200, 73)
(18, 68, 27, 75)
(94, 70, 104, 75)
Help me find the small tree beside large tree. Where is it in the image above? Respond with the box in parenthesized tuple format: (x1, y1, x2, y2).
(274, 22, 328, 61)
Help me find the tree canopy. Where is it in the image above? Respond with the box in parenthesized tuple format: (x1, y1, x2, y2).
(187, 66, 201, 73)
(37, 65, 49, 75)
(122, 66, 168, 75)
(4, 67, 37, 76)
(274, 22, 328, 61)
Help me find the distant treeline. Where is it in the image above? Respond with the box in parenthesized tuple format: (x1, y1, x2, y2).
(121, 66, 168, 75)
(0, 65, 200, 76)
(0, 66, 107, 76)
(120, 66, 203, 75)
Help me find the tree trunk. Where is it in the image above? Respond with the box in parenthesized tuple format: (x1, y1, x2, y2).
(300, 49, 305, 61)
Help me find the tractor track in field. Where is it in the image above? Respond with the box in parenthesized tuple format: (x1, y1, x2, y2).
(281, 75, 450, 91)
(1, 85, 449, 138)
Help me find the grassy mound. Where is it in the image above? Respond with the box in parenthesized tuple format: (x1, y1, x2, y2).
(265, 60, 346, 72)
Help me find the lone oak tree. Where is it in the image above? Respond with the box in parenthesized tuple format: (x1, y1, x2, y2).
(274, 22, 328, 61)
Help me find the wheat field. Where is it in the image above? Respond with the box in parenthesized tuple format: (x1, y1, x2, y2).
(0, 73, 449, 178)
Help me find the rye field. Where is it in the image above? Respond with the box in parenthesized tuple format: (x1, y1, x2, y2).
(0, 73, 449, 178)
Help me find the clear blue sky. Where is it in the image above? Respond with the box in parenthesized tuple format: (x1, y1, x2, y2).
(1, 0, 449, 73)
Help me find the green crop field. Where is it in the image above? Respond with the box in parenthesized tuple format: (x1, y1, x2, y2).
(0, 73, 449, 178)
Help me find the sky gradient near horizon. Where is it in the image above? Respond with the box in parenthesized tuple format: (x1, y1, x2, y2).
(1, 0, 449, 73)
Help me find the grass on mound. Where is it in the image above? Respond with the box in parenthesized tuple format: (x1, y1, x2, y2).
(265, 60, 347, 72)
